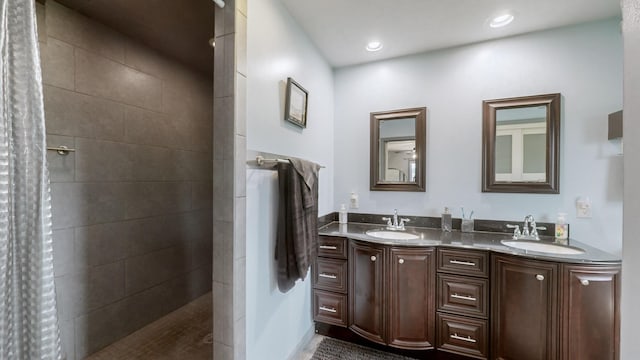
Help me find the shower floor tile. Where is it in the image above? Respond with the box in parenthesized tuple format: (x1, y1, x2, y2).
(86, 292, 212, 360)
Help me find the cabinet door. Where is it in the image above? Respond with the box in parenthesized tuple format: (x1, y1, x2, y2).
(492, 255, 558, 360)
(560, 265, 620, 360)
(388, 247, 435, 349)
(349, 241, 385, 344)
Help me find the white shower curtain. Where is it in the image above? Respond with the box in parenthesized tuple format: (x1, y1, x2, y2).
(0, 0, 63, 359)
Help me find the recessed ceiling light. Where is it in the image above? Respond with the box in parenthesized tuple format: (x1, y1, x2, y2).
(489, 13, 514, 28)
(366, 41, 383, 52)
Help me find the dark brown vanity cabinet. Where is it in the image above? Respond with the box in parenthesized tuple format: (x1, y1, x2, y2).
(349, 240, 385, 343)
(436, 249, 490, 359)
(388, 247, 435, 349)
(492, 255, 558, 360)
(348, 241, 436, 349)
(560, 265, 620, 360)
(492, 255, 621, 360)
(313, 236, 349, 327)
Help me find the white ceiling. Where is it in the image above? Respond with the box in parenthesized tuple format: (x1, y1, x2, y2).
(280, 0, 621, 68)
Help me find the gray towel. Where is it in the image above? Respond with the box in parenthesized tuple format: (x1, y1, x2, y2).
(275, 158, 320, 293)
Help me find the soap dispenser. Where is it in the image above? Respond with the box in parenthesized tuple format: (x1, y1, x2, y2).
(339, 204, 348, 224)
(441, 207, 452, 232)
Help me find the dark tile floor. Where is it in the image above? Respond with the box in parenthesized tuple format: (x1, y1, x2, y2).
(86, 292, 212, 360)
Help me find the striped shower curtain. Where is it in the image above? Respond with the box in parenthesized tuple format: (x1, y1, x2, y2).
(0, 0, 63, 358)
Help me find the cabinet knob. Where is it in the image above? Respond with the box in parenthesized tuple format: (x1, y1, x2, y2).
(398, 259, 404, 264)
(370, 255, 377, 262)
(580, 279, 590, 286)
(536, 274, 545, 281)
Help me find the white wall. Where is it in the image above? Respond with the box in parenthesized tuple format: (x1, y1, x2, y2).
(245, 0, 334, 358)
(334, 19, 623, 253)
(620, 0, 640, 357)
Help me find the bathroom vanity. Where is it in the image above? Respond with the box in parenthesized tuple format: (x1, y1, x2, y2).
(314, 221, 620, 360)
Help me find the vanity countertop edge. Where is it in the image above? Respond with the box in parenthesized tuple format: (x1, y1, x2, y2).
(318, 221, 620, 264)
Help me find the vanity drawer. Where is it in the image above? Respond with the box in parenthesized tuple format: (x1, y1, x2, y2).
(437, 313, 488, 359)
(314, 258, 348, 293)
(437, 274, 488, 318)
(437, 249, 488, 278)
(318, 236, 348, 259)
(314, 290, 347, 327)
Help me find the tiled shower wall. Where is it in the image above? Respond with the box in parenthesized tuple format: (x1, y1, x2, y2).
(37, 2, 213, 358)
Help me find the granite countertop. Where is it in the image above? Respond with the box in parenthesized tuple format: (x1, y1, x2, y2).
(318, 221, 621, 264)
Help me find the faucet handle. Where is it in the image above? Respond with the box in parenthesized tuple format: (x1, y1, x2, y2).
(382, 217, 392, 226)
(399, 218, 410, 228)
(506, 224, 521, 239)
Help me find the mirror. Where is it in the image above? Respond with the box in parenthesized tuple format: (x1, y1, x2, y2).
(370, 107, 426, 191)
(482, 93, 561, 193)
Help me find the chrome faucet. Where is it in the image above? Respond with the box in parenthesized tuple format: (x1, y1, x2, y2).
(507, 215, 547, 240)
(382, 209, 410, 231)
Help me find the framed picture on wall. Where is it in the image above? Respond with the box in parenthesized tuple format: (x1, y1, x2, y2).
(284, 77, 308, 128)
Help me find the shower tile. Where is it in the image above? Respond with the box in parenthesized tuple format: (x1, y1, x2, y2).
(55, 273, 88, 320)
(213, 342, 233, 360)
(214, 0, 235, 38)
(74, 138, 133, 182)
(213, 96, 233, 160)
(234, 316, 246, 360)
(74, 300, 129, 358)
(130, 144, 171, 181)
(127, 214, 182, 257)
(124, 246, 189, 295)
(123, 40, 174, 81)
(52, 228, 77, 277)
(212, 282, 233, 346)
(237, 0, 247, 16)
(189, 210, 214, 269)
(124, 106, 191, 150)
(74, 222, 130, 267)
(223, 35, 236, 98)
(213, 161, 233, 222)
(44, 86, 125, 141)
(59, 319, 76, 360)
(234, 135, 246, 197)
(213, 36, 226, 98)
(233, 257, 246, 321)
(88, 262, 126, 310)
(46, 134, 75, 182)
(235, 73, 247, 136)
(75, 48, 162, 111)
(191, 114, 213, 153)
(212, 221, 233, 284)
(50, 182, 127, 229)
(191, 181, 213, 211)
(123, 182, 192, 219)
(233, 197, 246, 260)
(40, 38, 75, 90)
(119, 284, 165, 334)
(36, 2, 47, 43)
(236, 12, 247, 77)
(46, 1, 126, 63)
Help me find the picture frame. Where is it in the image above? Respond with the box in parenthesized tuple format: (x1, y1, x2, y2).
(284, 77, 308, 128)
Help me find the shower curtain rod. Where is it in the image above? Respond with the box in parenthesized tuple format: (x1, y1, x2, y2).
(212, 0, 225, 9)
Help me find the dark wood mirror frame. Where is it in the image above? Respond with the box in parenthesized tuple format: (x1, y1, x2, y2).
(482, 93, 561, 194)
(370, 107, 426, 192)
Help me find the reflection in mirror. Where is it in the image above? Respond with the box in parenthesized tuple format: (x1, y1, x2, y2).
(482, 93, 560, 193)
(370, 107, 426, 192)
(495, 106, 547, 182)
(379, 118, 416, 182)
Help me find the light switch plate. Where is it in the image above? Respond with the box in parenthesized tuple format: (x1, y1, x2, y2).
(576, 197, 592, 218)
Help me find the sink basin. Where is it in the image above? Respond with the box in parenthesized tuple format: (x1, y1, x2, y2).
(501, 240, 585, 255)
(366, 230, 420, 240)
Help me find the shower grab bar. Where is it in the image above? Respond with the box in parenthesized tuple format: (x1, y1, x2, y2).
(47, 145, 76, 156)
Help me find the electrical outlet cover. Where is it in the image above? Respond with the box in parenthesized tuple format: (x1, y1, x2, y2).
(576, 198, 592, 218)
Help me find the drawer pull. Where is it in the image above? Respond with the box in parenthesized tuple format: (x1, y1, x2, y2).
(450, 260, 476, 266)
(398, 259, 404, 264)
(536, 274, 545, 281)
(451, 333, 477, 343)
(371, 255, 377, 262)
(451, 293, 477, 302)
(580, 279, 590, 286)
(319, 273, 337, 279)
(319, 306, 337, 313)
(319, 245, 338, 250)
